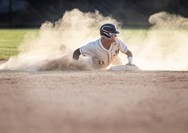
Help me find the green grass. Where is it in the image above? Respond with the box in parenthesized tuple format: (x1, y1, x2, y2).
(0, 29, 38, 60)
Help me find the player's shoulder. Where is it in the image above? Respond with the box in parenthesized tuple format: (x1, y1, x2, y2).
(115, 37, 124, 43)
(115, 37, 126, 46)
(86, 38, 100, 47)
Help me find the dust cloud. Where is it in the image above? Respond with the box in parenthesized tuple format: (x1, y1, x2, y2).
(0, 9, 119, 71)
(129, 11, 188, 70)
(0, 10, 188, 71)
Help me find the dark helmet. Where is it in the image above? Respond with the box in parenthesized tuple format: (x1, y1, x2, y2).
(100, 23, 120, 39)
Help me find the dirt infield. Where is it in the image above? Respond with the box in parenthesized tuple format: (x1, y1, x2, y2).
(0, 70, 188, 133)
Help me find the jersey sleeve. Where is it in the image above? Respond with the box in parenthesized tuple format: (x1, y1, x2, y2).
(79, 42, 95, 56)
(116, 38, 128, 53)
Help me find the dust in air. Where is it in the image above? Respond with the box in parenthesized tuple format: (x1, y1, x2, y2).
(0, 10, 188, 71)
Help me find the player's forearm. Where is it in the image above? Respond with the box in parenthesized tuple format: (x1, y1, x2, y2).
(125, 50, 133, 64)
(73, 48, 81, 60)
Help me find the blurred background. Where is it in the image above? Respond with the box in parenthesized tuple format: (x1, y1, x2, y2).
(0, 0, 188, 28)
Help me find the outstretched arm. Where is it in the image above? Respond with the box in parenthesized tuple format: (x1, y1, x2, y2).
(73, 48, 81, 60)
(125, 50, 133, 65)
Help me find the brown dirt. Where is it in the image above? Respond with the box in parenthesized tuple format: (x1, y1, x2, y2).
(0, 70, 188, 133)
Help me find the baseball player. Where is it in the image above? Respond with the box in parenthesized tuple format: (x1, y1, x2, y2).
(73, 23, 134, 69)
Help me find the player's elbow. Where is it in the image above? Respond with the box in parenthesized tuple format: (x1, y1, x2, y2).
(73, 48, 81, 60)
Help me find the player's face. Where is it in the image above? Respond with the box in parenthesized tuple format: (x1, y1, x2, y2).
(102, 33, 117, 42)
(110, 34, 117, 41)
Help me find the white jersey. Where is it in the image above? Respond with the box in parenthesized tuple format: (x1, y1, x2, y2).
(80, 38, 128, 69)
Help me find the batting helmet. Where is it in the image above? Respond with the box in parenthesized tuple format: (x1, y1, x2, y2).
(100, 23, 120, 39)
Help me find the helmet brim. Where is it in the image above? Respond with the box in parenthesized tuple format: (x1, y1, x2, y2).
(111, 30, 120, 34)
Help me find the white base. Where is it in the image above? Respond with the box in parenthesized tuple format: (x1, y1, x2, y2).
(110, 65, 140, 71)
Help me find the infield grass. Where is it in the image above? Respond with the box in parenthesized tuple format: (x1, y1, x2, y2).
(0, 29, 38, 60)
